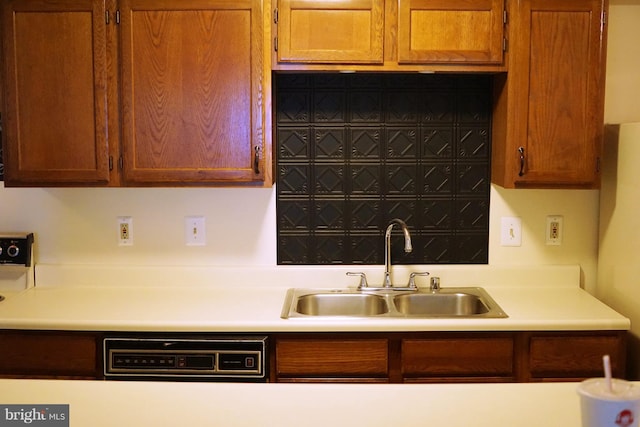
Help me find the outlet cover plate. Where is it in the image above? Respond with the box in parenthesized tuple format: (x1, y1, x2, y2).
(117, 216, 133, 246)
(546, 215, 563, 246)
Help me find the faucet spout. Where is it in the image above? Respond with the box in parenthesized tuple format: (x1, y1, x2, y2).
(384, 218, 412, 287)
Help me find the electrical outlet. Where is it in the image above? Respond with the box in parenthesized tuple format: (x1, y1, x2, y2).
(117, 216, 133, 246)
(185, 216, 206, 246)
(546, 215, 563, 245)
(500, 216, 522, 247)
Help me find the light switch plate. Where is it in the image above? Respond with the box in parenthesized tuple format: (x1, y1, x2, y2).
(500, 216, 522, 247)
(185, 216, 206, 246)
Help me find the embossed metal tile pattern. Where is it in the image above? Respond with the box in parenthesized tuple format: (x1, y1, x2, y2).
(276, 74, 491, 265)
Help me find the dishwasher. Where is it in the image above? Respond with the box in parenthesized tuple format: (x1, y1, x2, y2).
(103, 335, 268, 382)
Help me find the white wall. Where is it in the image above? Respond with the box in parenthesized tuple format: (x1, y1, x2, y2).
(0, 183, 600, 286)
(4, 2, 637, 295)
(0, 186, 278, 266)
(597, 0, 640, 379)
(598, 123, 640, 378)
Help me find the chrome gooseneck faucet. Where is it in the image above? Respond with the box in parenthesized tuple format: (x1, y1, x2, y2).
(383, 218, 412, 287)
(346, 218, 428, 290)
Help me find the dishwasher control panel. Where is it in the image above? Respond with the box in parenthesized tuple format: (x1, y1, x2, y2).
(104, 336, 267, 382)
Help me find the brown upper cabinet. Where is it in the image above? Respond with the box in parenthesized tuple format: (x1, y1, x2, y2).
(492, 0, 607, 189)
(0, 0, 112, 185)
(275, 0, 385, 64)
(273, 0, 507, 71)
(397, 0, 505, 65)
(1, 0, 268, 187)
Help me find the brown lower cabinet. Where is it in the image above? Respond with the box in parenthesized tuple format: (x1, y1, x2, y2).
(0, 330, 100, 379)
(272, 331, 627, 383)
(0, 330, 627, 383)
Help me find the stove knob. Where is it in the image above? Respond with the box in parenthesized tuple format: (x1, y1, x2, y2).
(7, 245, 19, 257)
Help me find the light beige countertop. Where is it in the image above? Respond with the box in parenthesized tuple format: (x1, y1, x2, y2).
(0, 264, 630, 332)
(0, 379, 593, 426)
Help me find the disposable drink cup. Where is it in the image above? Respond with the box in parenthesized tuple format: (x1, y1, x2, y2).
(577, 378, 640, 427)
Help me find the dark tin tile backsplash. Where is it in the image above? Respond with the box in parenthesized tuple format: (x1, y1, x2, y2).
(276, 73, 491, 265)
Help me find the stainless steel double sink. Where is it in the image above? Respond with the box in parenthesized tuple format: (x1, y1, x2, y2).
(281, 287, 508, 319)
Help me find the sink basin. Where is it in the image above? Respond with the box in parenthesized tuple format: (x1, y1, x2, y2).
(393, 292, 490, 316)
(295, 293, 389, 316)
(281, 287, 507, 319)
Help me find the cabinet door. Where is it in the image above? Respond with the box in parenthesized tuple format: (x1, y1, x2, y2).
(0, 331, 100, 379)
(528, 333, 625, 381)
(0, 0, 111, 185)
(402, 336, 514, 382)
(498, 0, 606, 188)
(276, 0, 385, 64)
(397, 0, 505, 64)
(275, 338, 389, 382)
(119, 0, 264, 184)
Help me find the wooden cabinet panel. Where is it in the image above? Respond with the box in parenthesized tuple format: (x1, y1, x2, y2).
(0, 330, 626, 383)
(492, 0, 607, 188)
(529, 333, 625, 380)
(0, 0, 111, 185)
(276, 338, 388, 380)
(0, 331, 100, 378)
(1, 0, 268, 187)
(402, 336, 514, 381)
(273, 331, 626, 383)
(276, 0, 385, 64)
(274, 0, 505, 69)
(120, 0, 265, 184)
(397, 0, 504, 64)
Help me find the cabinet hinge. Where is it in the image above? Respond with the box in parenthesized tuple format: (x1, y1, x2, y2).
(503, 37, 508, 52)
(602, 10, 607, 26)
(274, 8, 278, 24)
(118, 156, 123, 171)
(109, 156, 113, 171)
(105, 11, 110, 25)
(274, 36, 278, 52)
(503, 9, 508, 25)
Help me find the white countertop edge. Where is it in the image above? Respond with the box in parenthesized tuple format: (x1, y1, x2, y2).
(0, 379, 599, 427)
(0, 315, 629, 333)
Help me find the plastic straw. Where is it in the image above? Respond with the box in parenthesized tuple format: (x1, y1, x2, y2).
(603, 354, 613, 393)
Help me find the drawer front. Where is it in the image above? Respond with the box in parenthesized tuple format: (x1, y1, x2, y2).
(529, 334, 624, 379)
(402, 337, 514, 378)
(276, 339, 388, 377)
(0, 331, 98, 378)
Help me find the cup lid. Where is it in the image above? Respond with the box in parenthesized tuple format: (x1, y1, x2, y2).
(577, 378, 640, 401)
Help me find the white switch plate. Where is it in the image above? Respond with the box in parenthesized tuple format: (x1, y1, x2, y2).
(546, 215, 563, 245)
(185, 216, 206, 246)
(500, 216, 522, 247)
(117, 216, 133, 246)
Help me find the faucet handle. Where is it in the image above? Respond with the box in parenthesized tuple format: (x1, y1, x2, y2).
(407, 272, 430, 289)
(346, 272, 369, 290)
